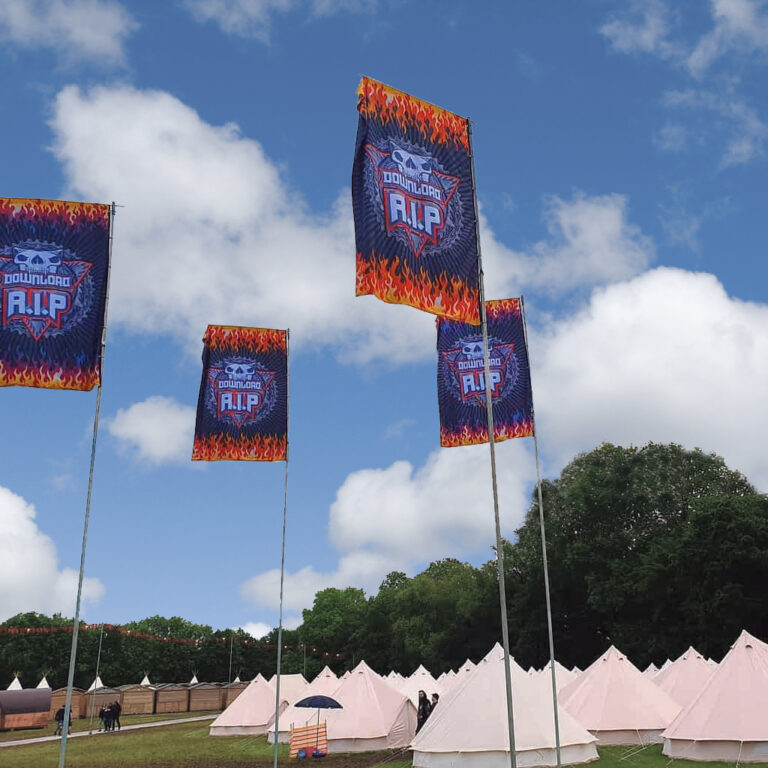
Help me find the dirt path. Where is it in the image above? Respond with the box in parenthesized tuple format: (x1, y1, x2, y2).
(0, 714, 216, 749)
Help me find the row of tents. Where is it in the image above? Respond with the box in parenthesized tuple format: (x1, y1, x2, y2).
(209, 629, 768, 764)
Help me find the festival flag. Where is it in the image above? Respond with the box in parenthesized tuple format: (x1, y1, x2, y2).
(352, 77, 480, 325)
(437, 298, 533, 447)
(0, 198, 110, 391)
(192, 325, 288, 462)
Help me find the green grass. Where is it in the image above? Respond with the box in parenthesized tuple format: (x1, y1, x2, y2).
(0, 710, 216, 744)
(598, 745, 768, 768)
(0, 721, 404, 768)
(3, 729, 767, 768)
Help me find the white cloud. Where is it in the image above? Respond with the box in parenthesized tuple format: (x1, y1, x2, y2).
(184, 0, 374, 41)
(663, 88, 768, 166)
(240, 621, 272, 638)
(241, 439, 535, 612)
(532, 266, 768, 490)
(384, 417, 415, 439)
(243, 265, 768, 616)
(600, 0, 680, 59)
(0, 485, 105, 621)
(0, 0, 136, 65)
(51, 84, 435, 366)
(108, 396, 196, 464)
(601, 2, 768, 169)
(50, 85, 646, 367)
(600, 0, 768, 74)
(482, 192, 655, 296)
(660, 210, 703, 251)
(655, 122, 689, 152)
(687, 0, 768, 75)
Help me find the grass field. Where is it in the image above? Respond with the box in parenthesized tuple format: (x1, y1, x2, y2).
(0, 723, 766, 768)
(0, 710, 216, 744)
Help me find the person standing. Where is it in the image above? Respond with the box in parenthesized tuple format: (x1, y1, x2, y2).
(98, 705, 107, 732)
(431, 693, 439, 710)
(54, 706, 65, 736)
(112, 699, 122, 731)
(416, 689, 432, 733)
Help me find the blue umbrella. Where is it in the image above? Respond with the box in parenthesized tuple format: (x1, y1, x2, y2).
(293, 695, 342, 755)
(294, 695, 342, 710)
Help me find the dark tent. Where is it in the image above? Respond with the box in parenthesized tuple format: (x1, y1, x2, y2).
(0, 689, 52, 730)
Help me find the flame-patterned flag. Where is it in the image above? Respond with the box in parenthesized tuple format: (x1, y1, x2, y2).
(353, 77, 480, 325)
(437, 299, 534, 447)
(0, 198, 110, 391)
(192, 325, 288, 462)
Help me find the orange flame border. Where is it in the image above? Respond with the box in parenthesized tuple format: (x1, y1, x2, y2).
(440, 418, 534, 448)
(0, 198, 109, 227)
(356, 251, 480, 325)
(203, 325, 287, 354)
(192, 433, 287, 462)
(357, 77, 469, 153)
(0, 361, 99, 391)
(486, 298, 522, 321)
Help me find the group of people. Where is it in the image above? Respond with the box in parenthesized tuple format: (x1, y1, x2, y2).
(416, 690, 439, 733)
(98, 700, 122, 732)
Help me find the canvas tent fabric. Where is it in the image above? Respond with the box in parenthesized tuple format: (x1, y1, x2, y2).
(662, 630, 768, 763)
(7, 676, 21, 691)
(271, 661, 415, 752)
(412, 649, 598, 768)
(539, 661, 578, 691)
(456, 660, 475, 679)
(140, 674, 151, 686)
(558, 646, 680, 746)
(643, 663, 659, 678)
(87, 675, 104, 693)
(400, 664, 442, 706)
(654, 647, 713, 708)
(36, 676, 50, 689)
(309, 667, 340, 696)
(269, 673, 308, 704)
(210, 675, 285, 736)
(270, 668, 342, 742)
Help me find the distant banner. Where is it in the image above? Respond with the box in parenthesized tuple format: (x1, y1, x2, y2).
(353, 77, 480, 325)
(0, 198, 110, 391)
(192, 325, 288, 462)
(437, 299, 533, 447)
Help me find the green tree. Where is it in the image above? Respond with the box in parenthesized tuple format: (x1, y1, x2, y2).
(508, 442, 760, 669)
(300, 587, 367, 666)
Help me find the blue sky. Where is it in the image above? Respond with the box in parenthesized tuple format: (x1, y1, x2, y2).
(0, 0, 767, 638)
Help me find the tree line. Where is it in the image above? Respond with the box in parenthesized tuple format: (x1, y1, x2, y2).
(2, 443, 766, 689)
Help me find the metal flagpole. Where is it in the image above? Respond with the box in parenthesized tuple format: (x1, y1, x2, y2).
(88, 623, 105, 735)
(467, 120, 517, 768)
(228, 634, 234, 688)
(272, 329, 290, 768)
(520, 296, 561, 768)
(59, 201, 116, 768)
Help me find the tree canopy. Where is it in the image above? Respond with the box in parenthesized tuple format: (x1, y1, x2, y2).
(2, 443, 765, 686)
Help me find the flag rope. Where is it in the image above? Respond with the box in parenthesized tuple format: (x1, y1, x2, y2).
(467, 119, 518, 768)
(58, 201, 116, 768)
(520, 297, 562, 768)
